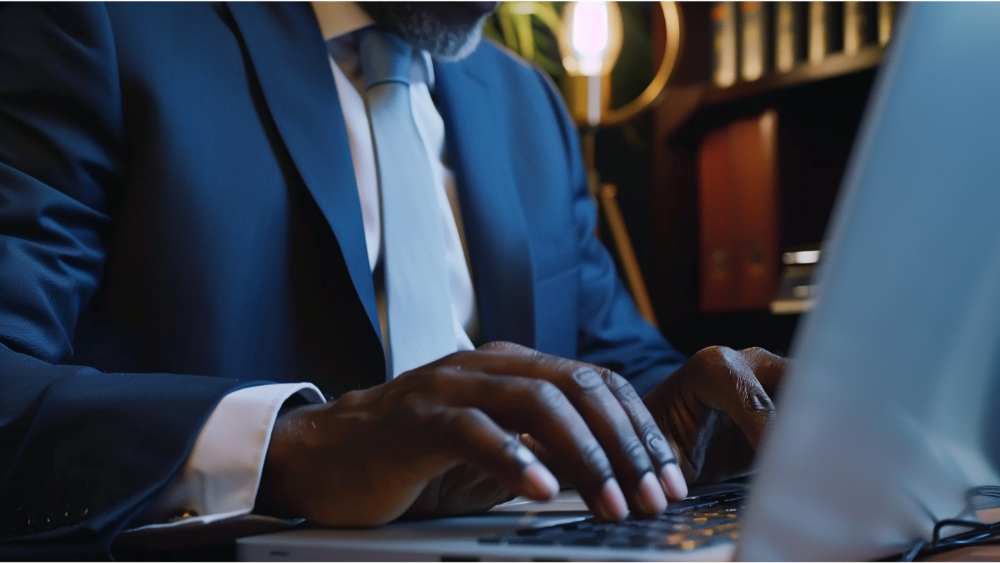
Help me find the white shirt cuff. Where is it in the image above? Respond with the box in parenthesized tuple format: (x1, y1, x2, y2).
(128, 383, 325, 530)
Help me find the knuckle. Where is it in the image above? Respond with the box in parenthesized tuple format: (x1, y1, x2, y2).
(414, 405, 451, 433)
(597, 367, 618, 384)
(528, 379, 566, 407)
(640, 425, 666, 447)
(741, 347, 785, 372)
(447, 350, 476, 365)
(570, 366, 605, 391)
(607, 372, 634, 394)
(396, 392, 426, 415)
(335, 389, 363, 408)
(700, 345, 738, 365)
(440, 350, 461, 362)
(431, 407, 458, 427)
(622, 440, 654, 469)
(421, 370, 449, 389)
(540, 355, 575, 376)
(459, 407, 491, 426)
(700, 345, 725, 357)
(580, 441, 612, 473)
(690, 346, 725, 371)
(641, 429, 674, 460)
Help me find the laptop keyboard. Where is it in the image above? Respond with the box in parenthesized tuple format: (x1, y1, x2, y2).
(478, 490, 745, 551)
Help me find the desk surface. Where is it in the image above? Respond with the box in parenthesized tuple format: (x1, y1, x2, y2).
(921, 544, 1000, 562)
(117, 545, 1000, 563)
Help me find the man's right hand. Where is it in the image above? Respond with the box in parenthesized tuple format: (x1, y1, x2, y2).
(255, 342, 687, 526)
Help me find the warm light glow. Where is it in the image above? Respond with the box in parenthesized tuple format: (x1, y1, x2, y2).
(560, 1, 622, 78)
(571, 2, 610, 76)
(782, 250, 821, 265)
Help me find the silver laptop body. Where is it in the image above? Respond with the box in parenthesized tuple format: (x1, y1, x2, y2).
(239, 3, 1000, 560)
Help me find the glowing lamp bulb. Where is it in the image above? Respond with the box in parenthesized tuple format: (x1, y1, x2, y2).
(571, 2, 610, 76)
(560, 1, 623, 78)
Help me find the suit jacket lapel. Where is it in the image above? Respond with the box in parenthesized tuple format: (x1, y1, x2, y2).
(225, 3, 383, 357)
(434, 59, 537, 348)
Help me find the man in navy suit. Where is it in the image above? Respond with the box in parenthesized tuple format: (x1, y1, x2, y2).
(0, 2, 784, 557)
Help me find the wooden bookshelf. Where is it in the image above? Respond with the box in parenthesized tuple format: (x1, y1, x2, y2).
(702, 46, 884, 108)
(656, 46, 884, 140)
(645, 2, 886, 357)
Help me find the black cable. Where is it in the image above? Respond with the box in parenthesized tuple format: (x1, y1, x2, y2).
(888, 517, 1000, 560)
(932, 518, 989, 546)
(885, 486, 1000, 560)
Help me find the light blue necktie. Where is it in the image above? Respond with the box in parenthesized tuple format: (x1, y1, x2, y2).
(358, 29, 457, 378)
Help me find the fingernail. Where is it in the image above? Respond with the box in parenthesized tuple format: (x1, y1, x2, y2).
(660, 462, 688, 500)
(637, 472, 667, 514)
(600, 478, 628, 520)
(523, 463, 559, 499)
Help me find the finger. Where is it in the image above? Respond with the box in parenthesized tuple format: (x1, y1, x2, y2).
(739, 347, 787, 398)
(695, 351, 776, 449)
(467, 346, 667, 515)
(522, 359, 667, 516)
(427, 406, 560, 502)
(432, 370, 629, 521)
(601, 370, 689, 501)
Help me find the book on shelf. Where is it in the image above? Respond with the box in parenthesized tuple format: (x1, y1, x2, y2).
(699, 121, 738, 310)
(878, 2, 897, 46)
(716, 1, 886, 88)
(699, 110, 780, 312)
(740, 2, 771, 81)
(844, 1, 878, 55)
(774, 1, 808, 72)
(808, 1, 844, 64)
(711, 2, 738, 87)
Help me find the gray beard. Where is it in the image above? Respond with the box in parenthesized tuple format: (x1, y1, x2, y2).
(364, 5, 489, 62)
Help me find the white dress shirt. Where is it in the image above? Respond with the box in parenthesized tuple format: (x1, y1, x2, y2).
(129, 2, 479, 530)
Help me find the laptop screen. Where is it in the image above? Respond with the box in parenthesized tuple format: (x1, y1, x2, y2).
(741, 3, 1000, 560)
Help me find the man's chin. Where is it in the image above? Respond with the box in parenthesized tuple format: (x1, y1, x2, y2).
(359, 2, 494, 62)
(427, 25, 484, 62)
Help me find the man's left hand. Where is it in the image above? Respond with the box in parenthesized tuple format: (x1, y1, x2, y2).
(643, 346, 787, 485)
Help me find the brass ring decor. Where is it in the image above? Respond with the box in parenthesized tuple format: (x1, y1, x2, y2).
(599, 1, 682, 128)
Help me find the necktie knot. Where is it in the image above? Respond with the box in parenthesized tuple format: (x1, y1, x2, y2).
(358, 28, 413, 91)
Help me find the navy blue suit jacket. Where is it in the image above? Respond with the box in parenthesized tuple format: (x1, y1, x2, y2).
(0, 2, 686, 557)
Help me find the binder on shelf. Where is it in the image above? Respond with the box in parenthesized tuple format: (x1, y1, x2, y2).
(711, 2, 739, 87)
(844, 1, 878, 55)
(698, 111, 780, 312)
(729, 111, 780, 309)
(740, 2, 771, 82)
(699, 124, 740, 311)
(774, 2, 808, 72)
(808, 2, 844, 64)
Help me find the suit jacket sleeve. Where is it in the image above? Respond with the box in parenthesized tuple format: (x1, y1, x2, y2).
(531, 67, 689, 397)
(0, 4, 260, 557)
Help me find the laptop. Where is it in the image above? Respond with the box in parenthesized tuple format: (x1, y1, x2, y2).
(238, 2, 1000, 560)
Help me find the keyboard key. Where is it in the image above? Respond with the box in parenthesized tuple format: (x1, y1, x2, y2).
(480, 489, 747, 552)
